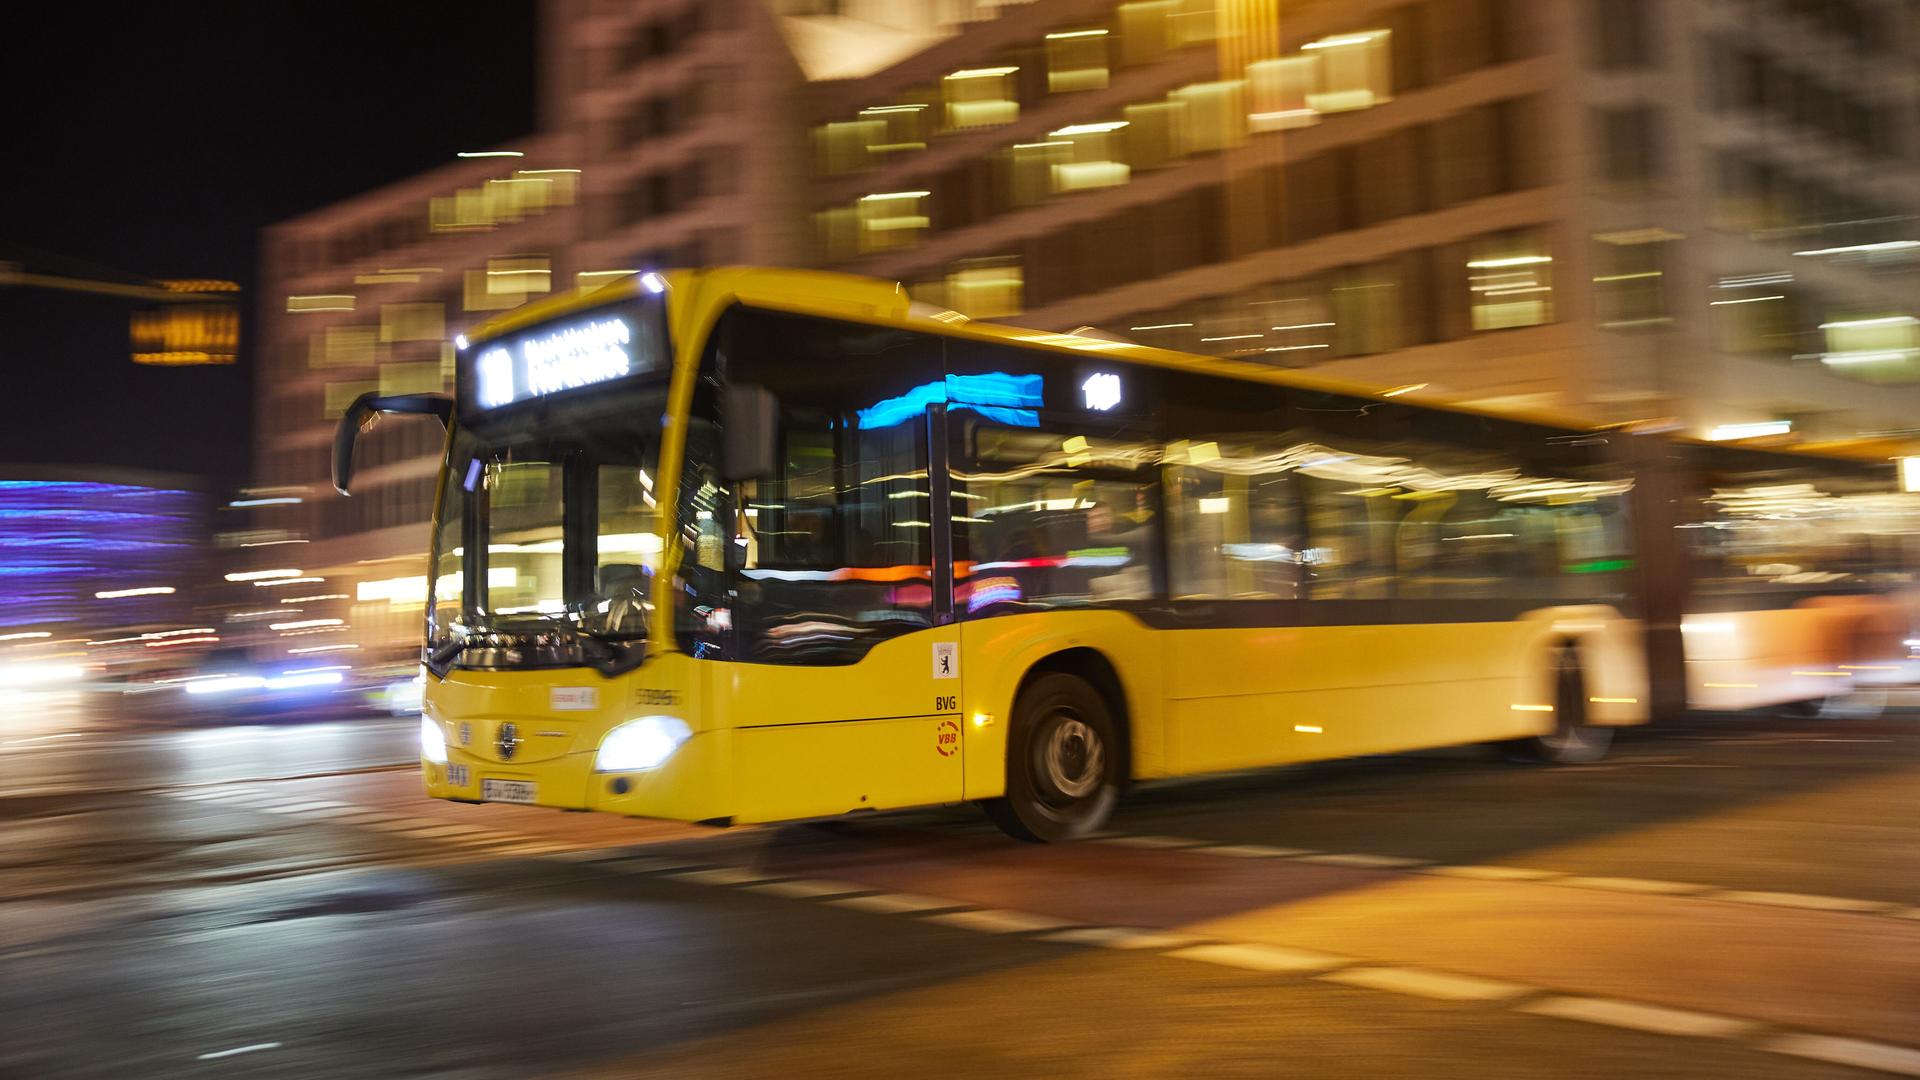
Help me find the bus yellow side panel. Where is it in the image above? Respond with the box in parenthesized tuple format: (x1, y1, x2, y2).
(729, 714, 963, 823)
(1164, 622, 1540, 774)
(707, 626, 968, 822)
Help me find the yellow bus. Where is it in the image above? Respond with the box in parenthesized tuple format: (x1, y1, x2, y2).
(332, 267, 1913, 841)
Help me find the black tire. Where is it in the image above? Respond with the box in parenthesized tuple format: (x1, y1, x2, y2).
(1518, 647, 1613, 764)
(984, 672, 1122, 843)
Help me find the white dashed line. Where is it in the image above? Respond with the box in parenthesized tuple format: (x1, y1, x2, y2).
(1190, 844, 1313, 858)
(1763, 1034, 1920, 1077)
(1039, 926, 1203, 951)
(1167, 943, 1349, 974)
(1424, 865, 1562, 882)
(829, 893, 968, 915)
(1297, 853, 1430, 869)
(922, 909, 1077, 935)
(1519, 996, 1757, 1039)
(1709, 890, 1896, 914)
(665, 867, 782, 887)
(1557, 876, 1708, 895)
(746, 879, 872, 900)
(196, 1042, 282, 1061)
(1320, 966, 1533, 1003)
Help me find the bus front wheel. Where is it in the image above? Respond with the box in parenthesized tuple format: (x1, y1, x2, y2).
(984, 673, 1121, 843)
(1516, 647, 1613, 764)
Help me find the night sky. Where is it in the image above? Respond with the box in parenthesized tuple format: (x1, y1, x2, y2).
(0, 3, 536, 488)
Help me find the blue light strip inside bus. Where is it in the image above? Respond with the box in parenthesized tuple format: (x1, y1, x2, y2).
(857, 372, 1043, 430)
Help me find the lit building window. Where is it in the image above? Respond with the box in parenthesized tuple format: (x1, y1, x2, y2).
(1169, 81, 1246, 155)
(1468, 234, 1554, 331)
(1247, 55, 1321, 131)
(1818, 312, 1920, 383)
(813, 103, 931, 176)
(380, 302, 445, 343)
(1047, 121, 1131, 193)
(1046, 29, 1111, 92)
(309, 326, 378, 369)
(814, 206, 860, 262)
(943, 66, 1019, 130)
(946, 258, 1023, 318)
(855, 191, 930, 253)
(1592, 237, 1671, 331)
(467, 255, 551, 311)
(379, 360, 445, 397)
(1331, 262, 1405, 356)
(1302, 30, 1392, 114)
(1000, 139, 1072, 207)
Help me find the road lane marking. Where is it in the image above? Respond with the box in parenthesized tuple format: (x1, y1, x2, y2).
(1519, 996, 1756, 1039)
(1763, 1034, 1920, 1077)
(1321, 966, 1532, 1002)
(1424, 865, 1562, 881)
(1094, 835, 1207, 849)
(1709, 890, 1897, 914)
(665, 867, 783, 886)
(922, 909, 1077, 934)
(196, 1042, 282, 1060)
(1190, 844, 1314, 858)
(1557, 876, 1708, 895)
(1167, 943, 1349, 974)
(746, 879, 873, 900)
(1039, 926, 1203, 951)
(829, 893, 969, 915)
(1297, 853, 1431, 869)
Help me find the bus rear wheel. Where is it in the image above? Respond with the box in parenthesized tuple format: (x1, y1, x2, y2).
(1517, 647, 1612, 764)
(985, 673, 1121, 843)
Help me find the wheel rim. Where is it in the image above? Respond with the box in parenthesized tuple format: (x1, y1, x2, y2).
(1035, 709, 1105, 805)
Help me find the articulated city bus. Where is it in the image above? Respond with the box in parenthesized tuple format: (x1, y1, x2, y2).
(333, 267, 1915, 841)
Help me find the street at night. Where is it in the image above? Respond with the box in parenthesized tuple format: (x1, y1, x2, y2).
(6, 698, 1918, 1078)
(7, 1, 1920, 1076)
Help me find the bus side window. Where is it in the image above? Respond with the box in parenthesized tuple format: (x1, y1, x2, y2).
(959, 422, 1160, 615)
(721, 306, 943, 664)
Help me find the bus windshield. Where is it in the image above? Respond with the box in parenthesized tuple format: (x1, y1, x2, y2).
(427, 388, 667, 674)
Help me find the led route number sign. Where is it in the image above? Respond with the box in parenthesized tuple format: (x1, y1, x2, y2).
(471, 315, 646, 410)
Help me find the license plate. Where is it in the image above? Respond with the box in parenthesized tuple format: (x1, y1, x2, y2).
(480, 779, 537, 804)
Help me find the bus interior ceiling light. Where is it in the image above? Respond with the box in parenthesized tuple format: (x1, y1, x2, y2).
(639, 271, 667, 294)
(596, 716, 692, 772)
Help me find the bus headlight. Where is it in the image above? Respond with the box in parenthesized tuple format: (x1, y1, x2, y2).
(596, 716, 691, 772)
(420, 716, 448, 764)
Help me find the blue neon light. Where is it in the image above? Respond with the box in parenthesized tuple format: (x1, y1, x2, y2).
(0, 479, 200, 628)
(856, 372, 1044, 430)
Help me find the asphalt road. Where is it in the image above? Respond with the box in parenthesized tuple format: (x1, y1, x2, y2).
(3, 695, 1917, 1079)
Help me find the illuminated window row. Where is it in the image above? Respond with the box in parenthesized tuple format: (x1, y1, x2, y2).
(813, 24, 1425, 259)
(1114, 227, 1557, 365)
(875, 98, 1542, 316)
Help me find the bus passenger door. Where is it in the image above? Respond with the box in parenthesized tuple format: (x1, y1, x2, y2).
(711, 317, 966, 822)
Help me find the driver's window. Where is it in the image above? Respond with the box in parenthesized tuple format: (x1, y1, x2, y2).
(486, 460, 564, 614)
(596, 463, 661, 636)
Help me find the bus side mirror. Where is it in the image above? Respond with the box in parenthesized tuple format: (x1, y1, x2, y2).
(721, 383, 779, 482)
(333, 391, 452, 495)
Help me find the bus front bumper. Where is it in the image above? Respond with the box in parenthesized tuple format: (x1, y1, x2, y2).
(421, 728, 729, 824)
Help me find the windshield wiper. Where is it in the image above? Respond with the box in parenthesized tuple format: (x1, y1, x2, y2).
(517, 609, 648, 677)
